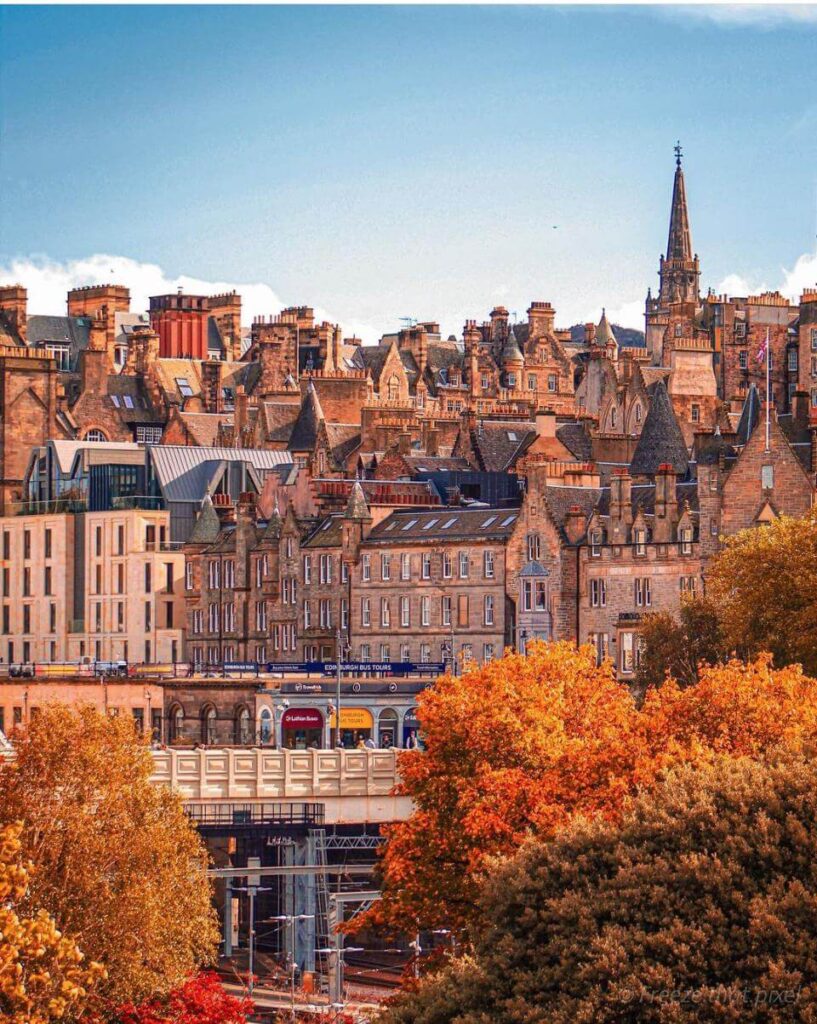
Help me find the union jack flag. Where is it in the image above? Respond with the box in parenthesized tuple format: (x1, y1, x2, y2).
(756, 333, 768, 364)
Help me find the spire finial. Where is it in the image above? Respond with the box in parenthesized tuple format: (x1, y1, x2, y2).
(674, 140, 683, 168)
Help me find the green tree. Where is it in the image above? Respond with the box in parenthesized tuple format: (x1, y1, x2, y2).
(379, 751, 817, 1024)
(0, 704, 219, 1006)
(707, 511, 817, 675)
(635, 595, 724, 690)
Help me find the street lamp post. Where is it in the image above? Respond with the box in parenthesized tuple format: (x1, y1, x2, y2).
(270, 913, 315, 1021)
(334, 630, 349, 747)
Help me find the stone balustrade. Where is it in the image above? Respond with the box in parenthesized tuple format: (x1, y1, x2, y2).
(151, 746, 410, 824)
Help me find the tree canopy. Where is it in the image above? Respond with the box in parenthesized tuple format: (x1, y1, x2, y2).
(705, 511, 817, 676)
(366, 648, 817, 941)
(635, 595, 725, 690)
(0, 821, 105, 1024)
(0, 704, 219, 1006)
(379, 751, 817, 1024)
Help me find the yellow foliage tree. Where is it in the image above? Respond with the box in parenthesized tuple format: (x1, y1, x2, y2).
(0, 821, 105, 1023)
(706, 511, 817, 675)
(0, 705, 219, 1006)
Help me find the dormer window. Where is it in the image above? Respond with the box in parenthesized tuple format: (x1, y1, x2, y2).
(590, 530, 602, 557)
(634, 528, 647, 556)
(679, 526, 693, 555)
(45, 343, 70, 371)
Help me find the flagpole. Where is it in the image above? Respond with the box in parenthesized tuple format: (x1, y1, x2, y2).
(765, 326, 771, 453)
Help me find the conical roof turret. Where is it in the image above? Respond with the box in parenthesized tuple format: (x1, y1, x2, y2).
(345, 481, 372, 521)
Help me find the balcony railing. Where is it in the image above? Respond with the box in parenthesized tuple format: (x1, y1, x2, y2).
(185, 802, 325, 828)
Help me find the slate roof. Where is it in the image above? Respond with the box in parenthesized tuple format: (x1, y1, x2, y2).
(402, 455, 472, 473)
(630, 380, 689, 477)
(365, 507, 520, 545)
(345, 481, 372, 520)
(303, 515, 345, 548)
(471, 421, 537, 471)
(27, 315, 91, 370)
(288, 383, 324, 451)
(555, 422, 592, 461)
(177, 412, 230, 446)
(541, 485, 603, 542)
(188, 496, 223, 544)
(500, 324, 525, 364)
(325, 423, 361, 466)
(260, 401, 300, 444)
(696, 429, 737, 466)
(735, 384, 760, 446)
(107, 375, 163, 423)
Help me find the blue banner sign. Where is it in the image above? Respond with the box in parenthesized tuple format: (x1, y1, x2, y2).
(264, 661, 446, 676)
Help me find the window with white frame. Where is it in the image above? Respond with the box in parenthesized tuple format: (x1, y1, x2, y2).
(634, 578, 651, 607)
(223, 602, 235, 632)
(272, 625, 280, 651)
(422, 552, 431, 579)
(381, 598, 390, 627)
(420, 643, 431, 663)
(590, 530, 602, 557)
(193, 609, 203, 634)
(401, 643, 411, 662)
(421, 596, 430, 626)
(208, 560, 220, 589)
(527, 534, 541, 561)
(484, 594, 494, 626)
(590, 632, 609, 666)
(286, 537, 293, 558)
(484, 550, 494, 578)
(208, 603, 219, 632)
(320, 554, 332, 584)
(620, 631, 635, 674)
(443, 552, 453, 579)
(282, 578, 291, 604)
(459, 552, 469, 578)
(401, 596, 410, 627)
(634, 528, 647, 556)
(441, 596, 452, 626)
(303, 554, 312, 584)
(680, 575, 697, 596)
(362, 554, 371, 581)
(535, 579, 547, 611)
(548, 374, 557, 392)
(341, 561, 348, 583)
(319, 599, 331, 629)
(381, 554, 391, 581)
(679, 526, 693, 554)
(528, 374, 537, 391)
(590, 578, 607, 608)
(360, 644, 371, 662)
(401, 553, 411, 580)
(483, 643, 495, 662)
(303, 600, 311, 628)
(380, 643, 390, 661)
(362, 597, 371, 627)
(255, 601, 267, 631)
(185, 562, 194, 590)
(341, 598, 349, 630)
(224, 559, 235, 589)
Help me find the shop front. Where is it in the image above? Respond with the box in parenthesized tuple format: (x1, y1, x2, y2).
(402, 708, 421, 749)
(281, 706, 324, 749)
(329, 706, 374, 748)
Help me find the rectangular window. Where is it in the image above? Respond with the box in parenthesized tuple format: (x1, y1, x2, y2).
(691, 404, 700, 423)
(362, 554, 371, 582)
(23, 605, 31, 634)
(812, 327, 817, 350)
(528, 374, 537, 391)
(93, 526, 101, 558)
(527, 534, 541, 561)
(341, 597, 349, 630)
(165, 562, 174, 593)
(761, 465, 774, 490)
(208, 560, 219, 589)
(255, 601, 268, 631)
(421, 596, 430, 626)
(49, 602, 57, 633)
(484, 594, 494, 626)
(193, 609, 203, 635)
(381, 554, 391, 581)
(443, 552, 453, 579)
(458, 594, 469, 628)
(381, 598, 390, 627)
(788, 349, 798, 372)
(635, 578, 651, 608)
(144, 562, 152, 593)
(548, 374, 557, 392)
(441, 596, 452, 626)
(303, 554, 312, 584)
(679, 527, 693, 555)
(44, 566, 52, 595)
(185, 562, 194, 590)
(2, 532, 9, 560)
(401, 553, 411, 580)
(590, 632, 609, 666)
(360, 644, 371, 662)
(22, 568, 31, 597)
(116, 525, 124, 555)
(422, 553, 431, 579)
(44, 528, 52, 559)
(634, 529, 647, 556)
(420, 643, 431, 663)
(320, 554, 332, 584)
(535, 580, 547, 611)
(1, 568, 7, 597)
(282, 578, 291, 604)
(483, 643, 495, 662)
(620, 632, 635, 674)
(116, 601, 124, 632)
(144, 601, 151, 632)
(590, 578, 607, 608)
(522, 579, 533, 612)
(590, 530, 602, 557)
(362, 597, 371, 627)
(459, 552, 469, 578)
(341, 561, 349, 583)
(739, 350, 748, 369)
(303, 600, 312, 628)
(401, 596, 410, 627)
(483, 550, 494, 578)
(320, 599, 331, 629)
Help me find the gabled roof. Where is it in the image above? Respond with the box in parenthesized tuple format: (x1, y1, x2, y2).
(555, 422, 592, 461)
(365, 507, 520, 545)
(288, 382, 324, 452)
(149, 445, 292, 503)
(471, 421, 537, 472)
(630, 380, 689, 477)
(27, 315, 92, 370)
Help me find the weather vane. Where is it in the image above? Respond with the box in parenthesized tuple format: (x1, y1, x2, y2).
(674, 140, 683, 167)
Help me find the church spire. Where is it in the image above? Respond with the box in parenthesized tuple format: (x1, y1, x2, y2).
(657, 142, 700, 307)
(666, 142, 693, 263)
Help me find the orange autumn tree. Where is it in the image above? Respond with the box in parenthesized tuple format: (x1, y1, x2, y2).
(368, 643, 817, 941)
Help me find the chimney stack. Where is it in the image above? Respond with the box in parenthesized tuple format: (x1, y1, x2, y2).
(609, 468, 633, 544)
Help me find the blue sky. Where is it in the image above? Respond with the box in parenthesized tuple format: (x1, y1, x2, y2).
(1, 4, 816, 339)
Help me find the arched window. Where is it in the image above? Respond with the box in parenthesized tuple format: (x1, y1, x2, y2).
(387, 375, 399, 401)
(201, 704, 217, 745)
(610, 407, 617, 429)
(378, 708, 398, 749)
(169, 704, 184, 743)
(259, 707, 273, 745)
(235, 706, 251, 745)
(85, 429, 108, 442)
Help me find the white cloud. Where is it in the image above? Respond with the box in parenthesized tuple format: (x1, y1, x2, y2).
(600, 298, 645, 331)
(0, 253, 381, 345)
(659, 3, 817, 27)
(715, 250, 817, 301)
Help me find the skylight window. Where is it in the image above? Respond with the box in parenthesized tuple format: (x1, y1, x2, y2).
(321, 519, 333, 531)
(422, 518, 439, 530)
(110, 396, 121, 408)
(385, 521, 397, 531)
(441, 517, 457, 529)
(402, 519, 418, 531)
(176, 377, 194, 398)
(501, 515, 517, 526)
(123, 395, 134, 409)
(507, 431, 517, 441)
(482, 515, 497, 527)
